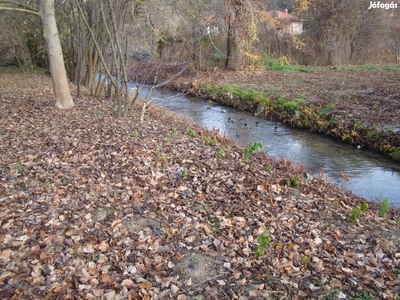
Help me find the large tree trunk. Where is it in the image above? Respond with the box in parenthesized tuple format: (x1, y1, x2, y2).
(39, 0, 74, 109)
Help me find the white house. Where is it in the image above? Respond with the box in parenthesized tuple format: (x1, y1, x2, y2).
(266, 9, 305, 35)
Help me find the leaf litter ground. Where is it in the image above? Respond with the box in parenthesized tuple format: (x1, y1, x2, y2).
(0, 70, 399, 299)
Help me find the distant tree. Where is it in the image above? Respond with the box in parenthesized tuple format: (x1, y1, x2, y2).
(388, 9, 400, 63)
(0, 9, 46, 69)
(218, 0, 266, 69)
(132, 0, 264, 70)
(295, 0, 388, 65)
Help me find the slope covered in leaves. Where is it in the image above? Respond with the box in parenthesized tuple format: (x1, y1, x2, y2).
(0, 70, 399, 299)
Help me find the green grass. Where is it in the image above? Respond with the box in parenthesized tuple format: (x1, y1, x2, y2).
(132, 129, 139, 138)
(379, 198, 390, 218)
(384, 65, 400, 71)
(358, 65, 380, 71)
(351, 291, 374, 300)
(243, 141, 263, 162)
(202, 135, 218, 146)
(390, 147, 400, 161)
(285, 175, 301, 187)
(348, 67, 356, 74)
(255, 231, 271, 258)
(319, 104, 336, 118)
(277, 95, 306, 112)
(216, 147, 226, 159)
(166, 128, 178, 138)
(186, 127, 196, 137)
(205, 84, 271, 111)
(350, 202, 368, 223)
(372, 102, 380, 109)
(265, 64, 316, 73)
(11, 161, 24, 174)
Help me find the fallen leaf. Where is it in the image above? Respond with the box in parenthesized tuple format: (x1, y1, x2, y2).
(97, 241, 110, 252)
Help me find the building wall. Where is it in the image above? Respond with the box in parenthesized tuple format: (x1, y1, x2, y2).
(288, 22, 303, 35)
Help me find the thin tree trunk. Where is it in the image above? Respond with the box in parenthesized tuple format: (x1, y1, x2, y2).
(225, 16, 232, 69)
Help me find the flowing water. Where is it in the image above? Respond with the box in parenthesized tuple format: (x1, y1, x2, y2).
(134, 84, 400, 207)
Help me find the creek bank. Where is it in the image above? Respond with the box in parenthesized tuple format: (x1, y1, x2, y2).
(168, 79, 400, 162)
(156, 67, 400, 162)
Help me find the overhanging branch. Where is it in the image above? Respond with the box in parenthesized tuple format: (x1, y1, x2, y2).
(0, 1, 39, 16)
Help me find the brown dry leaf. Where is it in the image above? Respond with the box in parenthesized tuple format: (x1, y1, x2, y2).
(0, 249, 12, 260)
(0, 271, 13, 282)
(121, 279, 135, 288)
(235, 278, 246, 285)
(249, 289, 259, 296)
(100, 274, 114, 285)
(312, 256, 325, 272)
(170, 284, 179, 294)
(65, 228, 76, 236)
(330, 278, 342, 288)
(97, 241, 110, 252)
(83, 244, 95, 253)
(139, 281, 152, 289)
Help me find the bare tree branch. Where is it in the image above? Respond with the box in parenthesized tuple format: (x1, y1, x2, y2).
(0, 0, 39, 15)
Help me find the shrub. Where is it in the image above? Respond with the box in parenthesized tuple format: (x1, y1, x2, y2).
(243, 141, 263, 162)
(255, 231, 271, 258)
(379, 199, 390, 218)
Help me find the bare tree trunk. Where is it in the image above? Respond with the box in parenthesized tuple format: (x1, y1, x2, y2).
(39, 0, 74, 109)
(225, 16, 233, 69)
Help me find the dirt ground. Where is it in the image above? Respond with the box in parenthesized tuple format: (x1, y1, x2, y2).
(0, 69, 399, 299)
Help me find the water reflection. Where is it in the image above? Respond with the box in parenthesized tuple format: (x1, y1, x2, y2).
(135, 84, 400, 207)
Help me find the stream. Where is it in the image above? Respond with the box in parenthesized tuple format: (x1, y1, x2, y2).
(133, 84, 400, 208)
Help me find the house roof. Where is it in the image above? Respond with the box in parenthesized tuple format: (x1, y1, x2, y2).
(200, 15, 225, 27)
(266, 10, 305, 23)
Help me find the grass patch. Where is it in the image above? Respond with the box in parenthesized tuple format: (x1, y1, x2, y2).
(358, 65, 380, 71)
(285, 175, 301, 187)
(166, 128, 178, 138)
(216, 147, 226, 159)
(384, 65, 400, 71)
(266, 64, 314, 73)
(205, 84, 271, 111)
(319, 104, 336, 118)
(350, 202, 368, 223)
(243, 141, 263, 162)
(202, 135, 218, 146)
(186, 127, 196, 137)
(390, 147, 400, 161)
(261, 52, 315, 73)
(277, 95, 306, 112)
(379, 198, 390, 218)
(255, 231, 271, 258)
